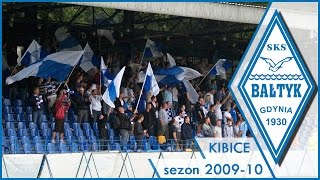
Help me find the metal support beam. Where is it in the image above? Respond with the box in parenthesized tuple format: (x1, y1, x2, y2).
(67, 6, 88, 26)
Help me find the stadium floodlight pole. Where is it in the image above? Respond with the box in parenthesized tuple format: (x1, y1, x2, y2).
(196, 62, 216, 88)
(134, 70, 147, 113)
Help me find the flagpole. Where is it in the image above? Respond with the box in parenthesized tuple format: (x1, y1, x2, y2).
(134, 66, 148, 113)
(100, 57, 102, 95)
(196, 61, 218, 88)
(9, 64, 19, 76)
(55, 64, 77, 93)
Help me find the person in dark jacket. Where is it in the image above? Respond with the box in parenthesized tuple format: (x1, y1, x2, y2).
(181, 116, 192, 150)
(117, 107, 136, 150)
(114, 92, 125, 112)
(182, 93, 192, 117)
(142, 103, 156, 136)
(72, 87, 90, 124)
(29, 87, 45, 128)
(134, 114, 145, 150)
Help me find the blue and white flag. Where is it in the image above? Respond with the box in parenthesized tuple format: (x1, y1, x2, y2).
(142, 39, 163, 62)
(80, 43, 100, 72)
(209, 59, 232, 79)
(166, 53, 176, 67)
(102, 66, 126, 108)
(100, 56, 113, 87)
(55, 27, 83, 51)
(19, 40, 48, 67)
(182, 80, 199, 104)
(155, 66, 202, 85)
(6, 51, 84, 85)
(143, 62, 160, 96)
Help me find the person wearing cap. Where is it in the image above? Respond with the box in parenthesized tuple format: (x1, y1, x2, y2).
(89, 88, 104, 125)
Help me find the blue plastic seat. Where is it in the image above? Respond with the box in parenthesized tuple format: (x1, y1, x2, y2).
(10, 143, 21, 154)
(73, 123, 80, 131)
(66, 136, 73, 144)
(83, 123, 91, 131)
(4, 106, 12, 114)
(22, 136, 31, 144)
(9, 136, 18, 145)
(42, 115, 48, 122)
(17, 114, 26, 122)
(92, 143, 99, 151)
(6, 122, 14, 130)
(14, 99, 22, 107)
(33, 136, 42, 144)
(109, 129, 115, 137)
(90, 136, 97, 144)
(64, 123, 70, 130)
(143, 142, 150, 151)
(42, 128, 51, 137)
(93, 123, 99, 136)
(27, 114, 33, 122)
(71, 143, 79, 153)
(65, 129, 72, 137)
(3, 99, 11, 106)
(19, 129, 28, 137)
(80, 142, 89, 152)
(29, 122, 38, 130)
(41, 122, 49, 130)
(4, 114, 14, 122)
(18, 122, 26, 130)
(8, 129, 17, 137)
(23, 143, 32, 154)
(47, 143, 57, 154)
(26, 107, 33, 115)
(59, 142, 68, 153)
(15, 107, 24, 114)
(35, 143, 44, 154)
(78, 136, 86, 144)
(85, 129, 94, 137)
(31, 129, 38, 137)
(75, 129, 84, 137)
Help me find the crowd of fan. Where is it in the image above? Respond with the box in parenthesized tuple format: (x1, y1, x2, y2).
(3, 51, 250, 151)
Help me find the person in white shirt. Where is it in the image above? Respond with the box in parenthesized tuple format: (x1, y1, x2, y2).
(174, 110, 184, 149)
(214, 93, 231, 121)
(123, 82, 135, 104)
(205, 89, 215, 105)
(163, 86, 173, 106)
(89, 88, 104, 124)
(223, 106, 233, 127)
(172, 86, 179, 113)
(213, 119, 222, 138)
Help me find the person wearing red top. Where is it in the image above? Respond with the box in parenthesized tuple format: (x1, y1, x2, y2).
(52, 89, 71, 143)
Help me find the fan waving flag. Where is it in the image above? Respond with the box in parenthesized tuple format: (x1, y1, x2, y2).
(19, 40, 48, 67)
(102, 66, 126, 108)
(144, 62, 160, 96)
(100, 56, 114, 87)
(142, 39, 163, 62)
(155, 66, 202, 86)
(209, 59, 232, 79)
(80, 43, 100, 72)
(6, 51, 84, 85)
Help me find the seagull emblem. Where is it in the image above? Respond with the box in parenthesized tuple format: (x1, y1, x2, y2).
(260, 57, 293, 72)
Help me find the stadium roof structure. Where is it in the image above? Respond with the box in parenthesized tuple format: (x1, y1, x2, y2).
(3, 2, 268, 60)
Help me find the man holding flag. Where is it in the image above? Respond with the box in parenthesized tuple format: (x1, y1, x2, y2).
(136, 62, 160, 113)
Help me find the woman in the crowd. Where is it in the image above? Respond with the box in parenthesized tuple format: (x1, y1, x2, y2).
(52, 89, 71, 143)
